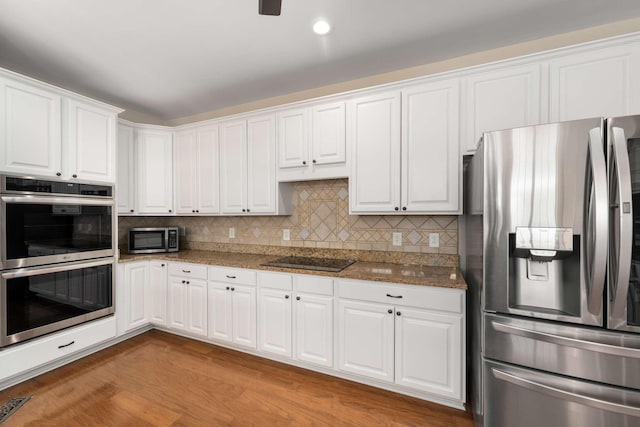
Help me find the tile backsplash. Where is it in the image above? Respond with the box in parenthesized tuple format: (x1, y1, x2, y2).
(118, 179, 458, 254)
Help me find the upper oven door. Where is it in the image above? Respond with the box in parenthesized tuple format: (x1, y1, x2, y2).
(0, 195, 114, 269)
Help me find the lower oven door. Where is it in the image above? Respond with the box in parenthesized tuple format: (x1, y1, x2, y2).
(1, 258, 114, 347)
(485, 360, 640, 427)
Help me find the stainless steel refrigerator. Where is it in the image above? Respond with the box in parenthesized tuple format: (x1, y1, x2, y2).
(464, 116, 640, 427)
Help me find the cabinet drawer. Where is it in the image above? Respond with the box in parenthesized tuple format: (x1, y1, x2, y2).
(296, 275, 334, 296)
(338, 279, 463, 313)
(258, 271, 292, 290)
(168, 262, 208, 280)
(209, 266, 257, 286)
(0, 316, 116, 381)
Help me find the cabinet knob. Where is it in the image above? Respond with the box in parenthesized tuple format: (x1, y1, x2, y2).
(285, 295, 290, 299)
(186, 281, 190, 285)
(402, 207, 407, 211)
(182, 280, 186, 284)
(396, 311, 402, 316)
(196, 210, 199, 213)
(312, 159, 316, 164)
(168, 209, 172, 213)
(192, 210, 195, 213)
(302, 161, 307, 165)
(394, 207, 399, 211)
(161, 264, 165, 267)
(130, 209, 134, 213)
(226, 286, 230, 290)
(387, 309, 393, 314)
(56, 172, 62, 177)
(296, 296, 301, 301)
(246, 208, 250, 212)
(72, 174, 77, 178)
(231, 287, 235, 291)
(242, 209, 246, 212)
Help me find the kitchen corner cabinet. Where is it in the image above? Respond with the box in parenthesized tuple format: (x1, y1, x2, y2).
(148, 260, 168, 326)
(549, 43, 640, 122)
(174, 125, 220, 215)
(136, 128, 174, 215)
(167, 263, 208, 336)
(337, 279, 465, 403)
(277, 101, 347, 182)
(349, 81, 460, 215)
(208, 267, 257, 348)
(219, 114, 289, 215)
(0, 75, 119, 182)
(117, 123, 136, 214)
(462, 63, 543, 154)
(117, 261, 150, 335)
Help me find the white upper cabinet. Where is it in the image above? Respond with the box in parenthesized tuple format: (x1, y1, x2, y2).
(136, 128, 174, 214)
(117, 123, 135, 214)
(175, 125, 219, 215)
(277, 101, 347, 182)
(247, 114, 277, 213)
(349, 91, 401, 213)
(402, 79, 460, 213)
(219, 119, 247, 213)
(463, 63, 543, 153)
(64, 98, 116, 182)
(550, 44, 640, 122)
(0, 77, 62, 177)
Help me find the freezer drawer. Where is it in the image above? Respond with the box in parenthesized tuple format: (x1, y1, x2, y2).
(485, 313, 640, 389)
(485, 360, 640, 427)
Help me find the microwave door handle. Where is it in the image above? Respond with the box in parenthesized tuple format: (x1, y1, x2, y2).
(586, 127, 608, 315)
(610, 126, 633, 329)
(491, 368, 640, 417)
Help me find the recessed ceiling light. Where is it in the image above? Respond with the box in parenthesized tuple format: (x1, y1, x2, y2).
(313, 20, 331, 35)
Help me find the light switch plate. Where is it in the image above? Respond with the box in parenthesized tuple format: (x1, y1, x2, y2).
(429, 233, 440, 248)
(229, 227, 235, 239)
(283, 229, 290, 241)
(392, 232, 402, 246)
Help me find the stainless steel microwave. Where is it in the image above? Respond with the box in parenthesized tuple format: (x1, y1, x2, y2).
(128, 227, 179, 254)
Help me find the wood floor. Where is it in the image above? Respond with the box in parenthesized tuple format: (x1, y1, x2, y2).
(0, 331, 473, 426)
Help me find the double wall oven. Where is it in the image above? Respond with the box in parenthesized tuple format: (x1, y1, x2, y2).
(0, 175, 115, 347)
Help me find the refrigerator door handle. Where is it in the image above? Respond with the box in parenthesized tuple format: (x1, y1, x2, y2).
(491, 367, 640, 418)
(586, 127, 608, 315)
(609, 125, 633, 329)
(490, 319, 640, 358)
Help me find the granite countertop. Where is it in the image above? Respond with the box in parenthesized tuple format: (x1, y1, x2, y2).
(118, 250, 467, 290)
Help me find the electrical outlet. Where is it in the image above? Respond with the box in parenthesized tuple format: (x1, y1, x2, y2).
(429, 233, 440, 248)
(229, 227, 235, 239)
(392, 232, 402, 246)
(283, 229, 290, 241)
(178, 226, 186, 236)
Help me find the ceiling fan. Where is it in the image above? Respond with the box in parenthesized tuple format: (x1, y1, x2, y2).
(259, 0, 282, 16)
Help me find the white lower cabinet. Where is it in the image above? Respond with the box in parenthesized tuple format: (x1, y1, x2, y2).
(258, 287, 292, 357)
(294, 293, 333, 368)
(337, 279, 465, 403)
(208, 266, 257, 349)
(148, 261, 168, 326)
(167, 263, 208, 337)
(118, 261, 149, 334)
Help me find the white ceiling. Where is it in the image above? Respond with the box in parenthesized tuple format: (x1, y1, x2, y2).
(1, 0, 640, 121)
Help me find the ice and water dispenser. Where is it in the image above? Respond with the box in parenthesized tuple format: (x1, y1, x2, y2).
(508, 227, 582, 317)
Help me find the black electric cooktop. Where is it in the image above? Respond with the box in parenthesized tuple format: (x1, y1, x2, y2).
(261, 256, 356, 272)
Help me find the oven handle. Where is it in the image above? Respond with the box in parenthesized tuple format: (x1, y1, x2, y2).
(492, 367, 640, 417)
(1, 258, 114, 279)
(1, 195, 114, 206)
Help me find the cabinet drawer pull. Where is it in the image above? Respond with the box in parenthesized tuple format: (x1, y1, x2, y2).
(226, 275, 236, 279)
(386, 293, 403, 299)
(58, 341, 75, 349)
(182, 270, 191, 273)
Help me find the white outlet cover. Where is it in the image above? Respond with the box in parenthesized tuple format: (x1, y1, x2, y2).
(229, 227, 235, 239)
(429, 233, 440, 248)
(283, 229, 290, 241)
(392, 232, 402, 246)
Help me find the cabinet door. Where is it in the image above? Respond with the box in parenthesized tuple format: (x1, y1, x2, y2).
(349, 91, 401, 213)
(338, 300, 394, 382)
(124, 262, 149, 331)
(167, 276, 187, 331)
(65, 99, 116, 182)
(278, 108, 309, 168)
(550, 44, 640, 122)
(294, 294, 333, 368)
(148, 261, 167, 326)
(395, 308, 463, 400)
(208, 282, 233, 342)
(247, 114, 276, 213)
(117, 124, 135, 214)
(197, 125, 220, 214)
(187, 278, 208, 336)
(402, 80, 460, 213)
(136, 129, 174, 214)
(0, 77, 62, 176)
(219, 120, 247, 214)
(174, 129, 197, 214)
(232, 285, 257, 348)
(312, 101, 346, 166)
(464, 64, 542, 153)
(258, 288, 292, 357)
